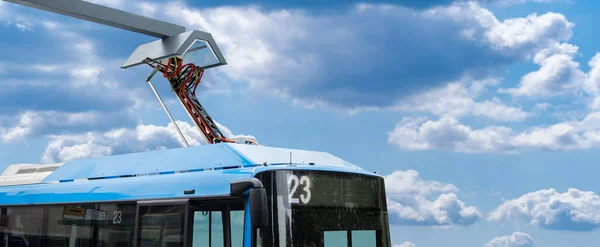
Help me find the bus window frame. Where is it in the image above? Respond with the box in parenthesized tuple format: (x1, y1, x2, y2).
(189, 198, 247, 247)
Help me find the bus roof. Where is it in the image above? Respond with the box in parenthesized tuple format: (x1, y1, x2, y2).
(0, 143, 375, 206)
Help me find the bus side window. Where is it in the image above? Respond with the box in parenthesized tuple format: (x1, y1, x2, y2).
(96, 203, 136, 246)
(1, 206, 45, 247)
(192, 211, 224, 247)
(137, 205, 186, 247)
(230, 210, 244, 247)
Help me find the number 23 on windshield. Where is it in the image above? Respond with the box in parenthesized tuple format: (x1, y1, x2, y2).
(287, 174, 312, 205)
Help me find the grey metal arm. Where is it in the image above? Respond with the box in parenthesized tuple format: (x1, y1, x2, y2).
(2, 0, 185, 38)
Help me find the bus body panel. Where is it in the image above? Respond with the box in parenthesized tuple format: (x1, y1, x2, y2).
(0, 168, 254, 206)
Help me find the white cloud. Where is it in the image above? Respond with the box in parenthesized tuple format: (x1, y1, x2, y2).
(499, 41, 600, 112)
(73, 40, 96, 56)
(385, 170, 481, 226)
(41, 121, 255, 163)
(394, 242, 417, 247)
(138, 2, 158, 16)
(484, 232, 534, 247)
(485, 12, 573, 56)
(583, 54, 600, 110)
(489, 188, 600, 231)
(394, 78, 529, 121)
(69, 66, 102, 85)
(13, 22, 33, 31)
(388, 117, 515, 152)
(388, 111, 600, 153)
(0, 3, 41, 31)
(41, 21, 58, 30)
(214, 122, 257, 143)
(42, 121, 203, 163)
(386, 170, 459, 196)
(503, 43, 584, 97)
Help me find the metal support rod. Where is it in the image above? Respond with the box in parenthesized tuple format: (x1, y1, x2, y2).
(3, 0, 185, 38)
(146, 69, 190, 147)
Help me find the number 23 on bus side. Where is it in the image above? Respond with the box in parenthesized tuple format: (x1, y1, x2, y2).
(287, 175, 312, 205)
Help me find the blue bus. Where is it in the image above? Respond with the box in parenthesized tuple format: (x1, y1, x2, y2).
(0, 143, 391, 247)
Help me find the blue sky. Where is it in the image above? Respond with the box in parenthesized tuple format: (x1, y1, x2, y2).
(3, 0, 600, 246)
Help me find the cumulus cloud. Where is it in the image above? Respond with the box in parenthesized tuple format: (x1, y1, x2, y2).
(388, 112, 600, 152)
(503, 43, 584, 97)
(385, 170, 481, 226)
(388, 117, 515, 152)
(582, 54, 600, 110)
(489, 188, 600, 231)
(394, 77, 529, 121)
(500, 41, 600, 112)
(139, 2, 576, 109)
(394, 242, 417, 247)
(41, 121, 255, 163)
(41, 121, 202, 163)
(484, 232, 534, 247)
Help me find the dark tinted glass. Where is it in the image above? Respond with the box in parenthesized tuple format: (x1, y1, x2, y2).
(97, 203, 136, 246)
(0, 203, 135, 247)
(137, 205, 186, 247)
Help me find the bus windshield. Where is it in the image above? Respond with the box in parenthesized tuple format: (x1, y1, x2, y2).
(256, 170, 391, 247)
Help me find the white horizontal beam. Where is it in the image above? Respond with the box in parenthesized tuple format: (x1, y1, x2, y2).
(3, 0, 185, 38)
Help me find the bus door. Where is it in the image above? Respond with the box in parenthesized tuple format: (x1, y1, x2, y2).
(189, 199, 246, 247)
(135, 199, 246, 247)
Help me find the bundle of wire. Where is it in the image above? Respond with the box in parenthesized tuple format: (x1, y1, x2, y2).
(162, 57, 204, 95)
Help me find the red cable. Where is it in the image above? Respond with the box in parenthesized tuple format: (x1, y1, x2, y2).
(163, 58, 235, 144)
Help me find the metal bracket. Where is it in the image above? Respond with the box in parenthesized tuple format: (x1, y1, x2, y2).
(121, 30, 227, 69)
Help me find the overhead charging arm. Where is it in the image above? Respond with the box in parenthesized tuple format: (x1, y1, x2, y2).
(144, 57, 235, 144)
(3, 0, 185, 38)
(2, 0, 256, 146)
